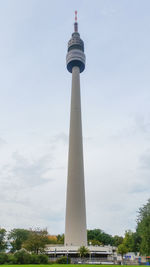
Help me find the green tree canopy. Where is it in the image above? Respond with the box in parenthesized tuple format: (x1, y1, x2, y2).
(113, 235, 123, 247)
(88, 239, 102, 246)
(87, 229, 114, 245)
(0, 228, 7, 252)
(123, 230, 135, 252)
(117, 243, 128, 258)
(23, 228, 49, 254)
(57, 234, 64, 244)
(137, 198, 150, 255)
(8, 228, 30, 252)
(123, 230, 141, 252)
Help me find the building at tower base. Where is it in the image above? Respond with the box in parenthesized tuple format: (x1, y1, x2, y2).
(45, 244, 117, 264)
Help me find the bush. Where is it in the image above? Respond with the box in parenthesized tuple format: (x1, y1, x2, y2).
(38, 254, 49, 264)
(0, 253, 8, 264)
(0, 250, 49, 264)
(48, 260, 55, 264)
(56, 256, 71, 264)
(30, 254, 40, 264)
(7, 254, 17, 264)
(14, 248, 31, 264)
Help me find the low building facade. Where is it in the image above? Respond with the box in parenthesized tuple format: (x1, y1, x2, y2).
(45, 244, 117, 264)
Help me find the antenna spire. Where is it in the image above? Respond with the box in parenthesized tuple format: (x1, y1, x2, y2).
(74, 10, 78, 32)
(75, 10, 77, 22)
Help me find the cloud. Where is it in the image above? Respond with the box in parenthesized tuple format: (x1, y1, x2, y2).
(0, 137, 6, 146)
(134, 115, 150, 135)
(140, 149, 150, 170)
(111, 114, 150, 140)
(0, 150, 54, 206)
(51, 132, 68, 145)
(0, 148, 66, 233)
(11, 151, 53, 186)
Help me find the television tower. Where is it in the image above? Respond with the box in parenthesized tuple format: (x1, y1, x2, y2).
(65, 11, 87, 246)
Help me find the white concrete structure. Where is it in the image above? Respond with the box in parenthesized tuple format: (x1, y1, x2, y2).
(45, 245, 115, 256)
(45, 244, 116, 263)
(65, 13, 87, 246)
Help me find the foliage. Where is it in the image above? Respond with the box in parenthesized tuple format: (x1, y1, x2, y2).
(0, 228, 7, 252)
(0, 249, 49, 264)
(113, 235, 123, 247)
(0, 252, 8, 264)
(30, 253, 49, 264)
(117, 243, 128, 257)
(88, 239, 102, 246)
(123, 230, 135, 252)
(30, 253, 40, 264)
(78, 246, 90, 258)
(23, 228, 49, 254)
(131, 231, 141, 252)
(87, 229, 114, 246)
(116, 230, 140, 255)
(0, 253, 17, 264)
(37, 254, 49, 264)
(7, 253, 17, 264)
(57, 234, 64, 244)
(137, 198, 150, 255)
(47, 236, 57, 244)
(56, 255, 71, 264)
(14, 249, 31, 264)
(8, 228, 30, 252)
(122, 230, 141, 252)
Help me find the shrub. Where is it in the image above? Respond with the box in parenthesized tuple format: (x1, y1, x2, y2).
(38, 254, 49, 264)
(0, 250, 49, 264)
(0, 253, 8, 264)
(56, 256, 71, 264)
(14, 248, 31, 264)
(7, 254, 17, 264)
(48, 260, 55, 264)
(30, 254, 40, 264)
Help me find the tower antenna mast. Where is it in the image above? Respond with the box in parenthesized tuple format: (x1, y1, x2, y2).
(75, 10, 77, 22)
(74, 10, 78, 32)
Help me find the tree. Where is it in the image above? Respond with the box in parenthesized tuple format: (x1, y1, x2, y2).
(57, 234, 64, 244)
(14, 249, 31, 264)
(123, 230, 141, 252)
(78, 246, 89, 258)
(0, 253, 8, 264)
(113, 235, 123, 247)
(0, 228, 7, 252)
(47, 235, 57, 244)
(131, 231, 141, 252)
(8, 228, 30, 252)
(88, 239, 102, 246)
(117, 243, 128, 261)
(137, 199, 150, 255)
(123, 230, 135, 251)
(87, 229, 114, 245)
(23, 228, 49, 254)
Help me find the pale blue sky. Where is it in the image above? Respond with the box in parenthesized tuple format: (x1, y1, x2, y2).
(0, 0, 150, 236)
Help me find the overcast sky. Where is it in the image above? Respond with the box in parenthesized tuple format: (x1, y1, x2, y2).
(0, 0, 150, 237)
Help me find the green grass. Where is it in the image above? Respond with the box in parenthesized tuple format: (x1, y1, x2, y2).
(0, 265, 146, 267)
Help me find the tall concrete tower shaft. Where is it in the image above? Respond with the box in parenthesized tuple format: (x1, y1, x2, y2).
(65, 13, 87, 246)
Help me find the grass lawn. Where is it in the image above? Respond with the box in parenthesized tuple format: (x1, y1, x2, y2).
(0, 265, 145, 267)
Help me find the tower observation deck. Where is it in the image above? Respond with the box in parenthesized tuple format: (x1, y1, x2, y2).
(65, 12, 87, 247)
(66, 12, 85, 73)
